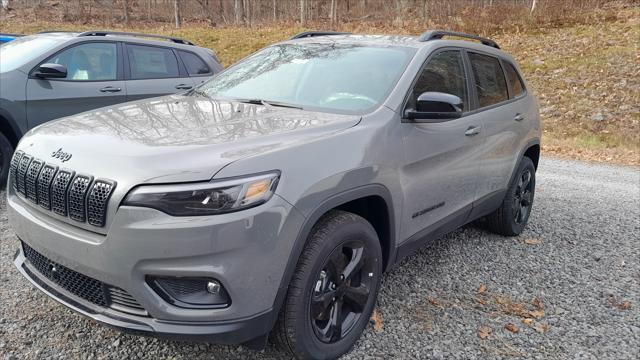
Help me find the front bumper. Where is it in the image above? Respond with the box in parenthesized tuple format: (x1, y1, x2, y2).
(8, 191, 305, 343)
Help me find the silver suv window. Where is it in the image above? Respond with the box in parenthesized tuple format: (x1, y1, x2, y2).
(412, 50, 469, 111)
(468, 52, 509, 108)
(199, 44, 415, 114)
(47, 42, 117, 81)
(127, 44, 180, 80)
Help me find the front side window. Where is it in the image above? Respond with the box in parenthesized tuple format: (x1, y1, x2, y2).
(47, 42, 117, 81)
(503, 61, 525, 98)
(198, 43, 415, 114)
(127, 44, 179, 80)
(468, 52, 508, 108)
(411, 50, 469, 111)
(179, 51, 210, 76)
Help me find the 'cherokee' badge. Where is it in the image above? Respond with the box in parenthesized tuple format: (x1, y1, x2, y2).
(51, 148, 73, 163)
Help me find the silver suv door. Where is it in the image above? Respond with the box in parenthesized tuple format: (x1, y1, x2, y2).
(466, 52, 529, 201)
(399, 49, 484, 241)
(124, 43, 195, 101)
(25, 41, 126, 128)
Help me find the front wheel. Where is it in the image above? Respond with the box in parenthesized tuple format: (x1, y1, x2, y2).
(0, 132, 14, 189)
(273, 210, 382, 360)
(485, 156, 536, 236)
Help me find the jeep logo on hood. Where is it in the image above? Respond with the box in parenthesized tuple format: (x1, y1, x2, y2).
(51, 148, 73, 162)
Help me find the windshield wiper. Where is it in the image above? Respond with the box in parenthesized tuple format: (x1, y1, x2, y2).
(235, 98, 303, 110)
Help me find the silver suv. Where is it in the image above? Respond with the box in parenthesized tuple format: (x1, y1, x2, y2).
(0, 30, 223, 186)
(7, 31, 540, 360)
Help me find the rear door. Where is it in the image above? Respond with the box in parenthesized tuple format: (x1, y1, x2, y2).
(124, 43, 195, 101)
(26, 41, 126, 128)
(466, 51, 528, 201)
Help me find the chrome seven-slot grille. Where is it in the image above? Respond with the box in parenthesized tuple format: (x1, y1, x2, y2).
(10, 151, 116, 227)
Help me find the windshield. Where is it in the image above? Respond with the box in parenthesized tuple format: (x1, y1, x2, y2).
(198, 43, 415, 114)
(0, 36, 66, 73)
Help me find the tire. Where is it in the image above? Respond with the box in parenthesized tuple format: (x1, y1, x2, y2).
(0, 132, 14, 190)
(272, 210, 383, 360)
(485, 156, 536, 236)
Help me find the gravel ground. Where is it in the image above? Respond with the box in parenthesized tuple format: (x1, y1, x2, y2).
(1, 157, 638, 360)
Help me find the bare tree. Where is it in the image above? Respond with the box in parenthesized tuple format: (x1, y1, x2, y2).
(272, 0, 276, 21)
(330, 0, 337, 27)
(530, 0, 537, 13)
(122, 0, 129, 23)
(234, 0, 244, 25)
(174, 0, 181, 28)
(300, 0, 306, 25)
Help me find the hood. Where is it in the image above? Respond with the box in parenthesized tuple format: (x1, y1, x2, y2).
(19, 94, 361, 185)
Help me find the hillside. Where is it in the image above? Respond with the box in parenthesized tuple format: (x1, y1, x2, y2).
(1, 6, 638, 165)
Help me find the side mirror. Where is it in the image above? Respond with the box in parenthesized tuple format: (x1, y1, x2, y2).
(33, 63, 67, 79)
(405, 92, 463, 122)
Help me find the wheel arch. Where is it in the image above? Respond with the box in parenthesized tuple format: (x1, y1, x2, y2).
(270, 184, 396, 327)
(0, 112, 22, 148)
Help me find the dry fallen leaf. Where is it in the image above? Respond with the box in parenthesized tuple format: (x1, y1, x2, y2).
(528, 309, 546, 319)
(371, 309, 383, 332)
(478, 326, 491, 339)
(617, 301, 632, 310)
(505, 323, 519, 333)
(532, 297, 544, 310)
(524, 238, 541, 245)
(522, 318, 533, 325)
(533, 322, 549, 333)
(478, 284, 487, 294)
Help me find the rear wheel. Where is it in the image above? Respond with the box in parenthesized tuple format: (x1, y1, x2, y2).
(485, 156, 536, 236)
(0, 132, 13, 189)
(273, 210, 382, 360)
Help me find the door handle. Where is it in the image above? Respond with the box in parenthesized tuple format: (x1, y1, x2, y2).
(175, 84, 193, 90)
(465, 126, 480, 136)
(514, 113, 525, 122)
(99, 86, 122, 93)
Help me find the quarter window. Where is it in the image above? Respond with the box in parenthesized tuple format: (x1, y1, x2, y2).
(127, 44, 179, 79)
(179, 51, 210, 76)
(46, 42, 117, 81)
(468, 52, 509, 108)
(503, 61, 525, 98)
(412, 50, 469, 112)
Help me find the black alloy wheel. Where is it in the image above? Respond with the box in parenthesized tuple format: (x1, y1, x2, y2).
(513, 167, 534, 224)
(310, 240, 375, 343)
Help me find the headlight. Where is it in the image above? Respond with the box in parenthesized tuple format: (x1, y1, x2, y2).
(123, 172, 280, 216)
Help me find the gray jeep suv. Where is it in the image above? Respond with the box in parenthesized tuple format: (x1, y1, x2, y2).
(7, 31, 540, 359)
(0, 30, 223, 187)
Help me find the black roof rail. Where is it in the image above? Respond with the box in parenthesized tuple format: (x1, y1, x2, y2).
(418, 30, 499, 49)
(77, 31, 194, 45)
(289, 31, 351, 40)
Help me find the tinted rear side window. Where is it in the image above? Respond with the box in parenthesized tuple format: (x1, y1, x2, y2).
(503, 61, 525, 98)
(468, 52, 508, 108)
(127, 44, 179, 79)
(179, 51, 210, 76)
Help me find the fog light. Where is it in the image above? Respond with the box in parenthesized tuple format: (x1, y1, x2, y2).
(206, 281, 221, 294)
(148, 277, 230, 309)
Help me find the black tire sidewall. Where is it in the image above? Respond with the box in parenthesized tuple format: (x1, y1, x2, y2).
(505, 157, 536, 234)
(290, 214, 382, 359)
(0, 133, 13, 189)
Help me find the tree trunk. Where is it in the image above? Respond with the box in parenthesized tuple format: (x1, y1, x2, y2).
(174, 0, 181, 28)
(530, 0, 537, 13)
(330, 0, 336, 27)
(272, 0, 276, 21)
(147, 0, 151, 21)
(300, 0, 305, 26)
(234, 0, 243, 25)
(422, 0, 427, 22)
(122, 0, 128, 23)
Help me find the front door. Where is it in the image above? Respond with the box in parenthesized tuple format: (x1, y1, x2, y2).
(399, 49, 484, 241)
(26, 41, 125, 128)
